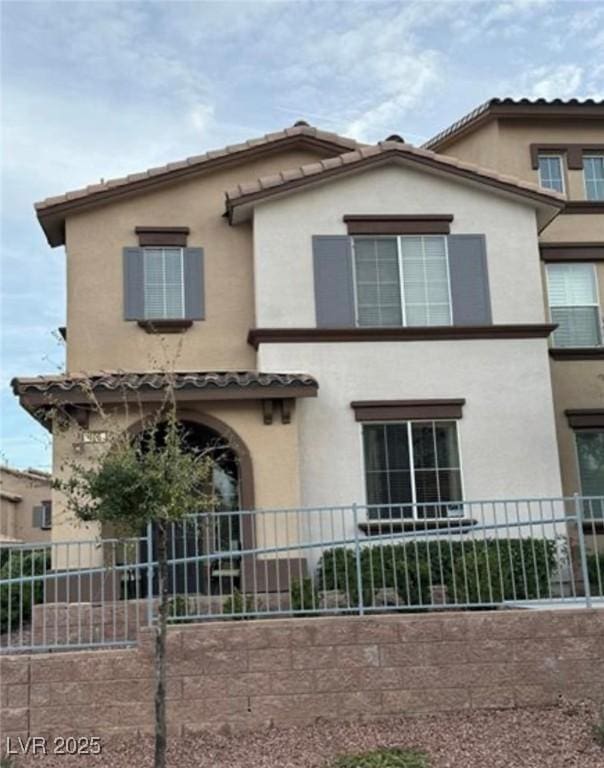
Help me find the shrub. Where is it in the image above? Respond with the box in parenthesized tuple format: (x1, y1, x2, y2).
(328, 748, 429, 767)
(587, 553, 604, 597)
(223, 588, 253, 619)
(290, 577, 317, 612)
(316, 538, 557, 608)
(0, 549, 49, 634)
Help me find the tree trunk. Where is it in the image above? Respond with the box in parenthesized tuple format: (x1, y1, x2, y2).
(154, 519, 168, 768)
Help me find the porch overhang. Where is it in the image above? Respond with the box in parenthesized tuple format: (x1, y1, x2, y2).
(11, 371, 319, 430)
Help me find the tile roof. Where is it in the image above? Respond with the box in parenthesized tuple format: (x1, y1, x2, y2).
(34, 123, 360, 246)
(12, 371, 318, 396)
(225, 140, 565, 223)
(423, 97, 604, 151)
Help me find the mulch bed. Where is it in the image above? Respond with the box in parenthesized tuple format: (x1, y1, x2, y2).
(9, 702, 604, 767)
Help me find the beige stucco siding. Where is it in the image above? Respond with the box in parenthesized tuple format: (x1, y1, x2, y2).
(0, 468, 52, 543)
(64, 148, 328, 374)
(51, 401, 302, 564)
(550, 360, 604, 496)
(253, 163, 547, 327)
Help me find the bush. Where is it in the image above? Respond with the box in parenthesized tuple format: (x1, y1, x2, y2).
(223, 589, 253, 619)
(290, 577, 317, 612)
(587, 553, 604, 597)
(316, 538, 557, 608)
(328, 748, 429, 767)
(0, 549, 49, 633)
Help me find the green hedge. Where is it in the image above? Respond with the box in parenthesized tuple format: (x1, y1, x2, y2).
(315, 538, 558, 607)
(0, 550, 49, 633)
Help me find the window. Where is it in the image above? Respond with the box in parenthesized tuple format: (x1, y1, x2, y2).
(143, 247, 185, 320)
(584, 155, 604, 200)
(576, 431, 604, 519)
(353, 236, 451, 327)
(41, 501, 52, 530)
(362, 421, 462, 519)
(547, 263, 602, 347)
(538, 154, 565, 193)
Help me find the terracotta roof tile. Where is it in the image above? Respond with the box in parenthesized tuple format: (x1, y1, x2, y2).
(224, 140, 566, 215)
(34, 124, 360, 214)
(424, 97, 604, 150)
(12, 371, 318, 396)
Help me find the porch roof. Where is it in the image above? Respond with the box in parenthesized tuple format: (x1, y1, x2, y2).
(11, 371, 319, 428)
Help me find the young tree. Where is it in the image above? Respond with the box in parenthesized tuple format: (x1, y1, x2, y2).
(56, 389, 216, 768)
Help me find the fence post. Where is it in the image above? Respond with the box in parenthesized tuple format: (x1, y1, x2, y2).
(574, 494, 592, 609)
(352, 503, 364, 616)
(146, 521, 154, 627)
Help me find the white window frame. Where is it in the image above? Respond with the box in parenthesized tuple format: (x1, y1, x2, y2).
(352, 235, 453, 328)
(142, 247, 186, 320)
(537, 153, 565, 194)
(360, 419, 464, 520)
(583, 154, 604, 201)
(545, 262, 603, 348)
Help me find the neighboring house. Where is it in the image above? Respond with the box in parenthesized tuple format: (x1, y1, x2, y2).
(0, 465, 52, 543)
(12, 121, 567, 581)
(424, 98, 604, 512)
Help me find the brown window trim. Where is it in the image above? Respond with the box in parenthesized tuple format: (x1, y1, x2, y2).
(561, 201, 604, 215)
(137, 319, 193, 334)
(549, 348, 604, 361)
(248, 324, 556, 348)
(351, 399, 465, 422)
(540, 243, 604, 262)
(565, 409, 604, 429)
(530, 144, 604, 170)
(135, 226, 190, 247)
(343, 214, 453, 235)
(360, 518, 477, 536)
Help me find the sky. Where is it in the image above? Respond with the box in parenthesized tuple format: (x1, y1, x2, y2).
(1, 0, 603, 472)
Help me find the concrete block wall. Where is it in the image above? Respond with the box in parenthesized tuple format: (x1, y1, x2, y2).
(1, 610, 603, 742)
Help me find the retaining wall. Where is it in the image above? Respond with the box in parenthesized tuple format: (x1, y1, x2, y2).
(1, 609, 603, 742)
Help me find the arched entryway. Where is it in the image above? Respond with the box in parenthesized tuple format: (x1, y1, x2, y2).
(135, 412, 255, 598)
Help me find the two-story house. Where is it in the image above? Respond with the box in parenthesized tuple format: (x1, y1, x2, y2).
(424, 98, 604, 515)
(12, 122, 566, 584)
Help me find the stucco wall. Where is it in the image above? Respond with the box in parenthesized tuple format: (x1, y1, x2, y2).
(1, 610, 603, 741)
(0, 468, 52, 544)
(64, 147, 329, 374)
(252, 164, 546, 328)
(258, 339, 563, 524)
(50, 400, 303, 563)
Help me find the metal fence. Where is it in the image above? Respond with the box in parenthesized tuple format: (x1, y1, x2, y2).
(1, 495, 602, 653)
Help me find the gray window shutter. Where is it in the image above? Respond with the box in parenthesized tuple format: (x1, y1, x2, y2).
(32, 505, 44, 528)
(313, 235, 356, 327)
(447, 235, 492, 325)
(183, 247, 205, 320)
(123, 247, 145, 320)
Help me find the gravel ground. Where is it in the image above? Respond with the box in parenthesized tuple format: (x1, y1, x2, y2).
(9, 703, 604, 767)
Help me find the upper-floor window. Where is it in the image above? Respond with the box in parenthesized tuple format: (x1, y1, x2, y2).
(363, 420, 462, 519)
(547, 263, 602, 348)
(584, 155, 604, 201)
(143, 247, 185, 320)
(353, 236, 452, 328)
(538, 154, 565, 194)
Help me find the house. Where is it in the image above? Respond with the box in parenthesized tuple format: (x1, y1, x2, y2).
(0, 465, 52, 543)
(424, 98, 604, 514)
(12, 121, 568, 585)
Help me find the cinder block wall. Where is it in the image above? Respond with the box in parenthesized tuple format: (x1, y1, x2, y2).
(1, 610, 603, 742)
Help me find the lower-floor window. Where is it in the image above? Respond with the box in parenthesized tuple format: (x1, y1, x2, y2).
(362, 421, 463, 519)
(576, 431, 604, 519)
